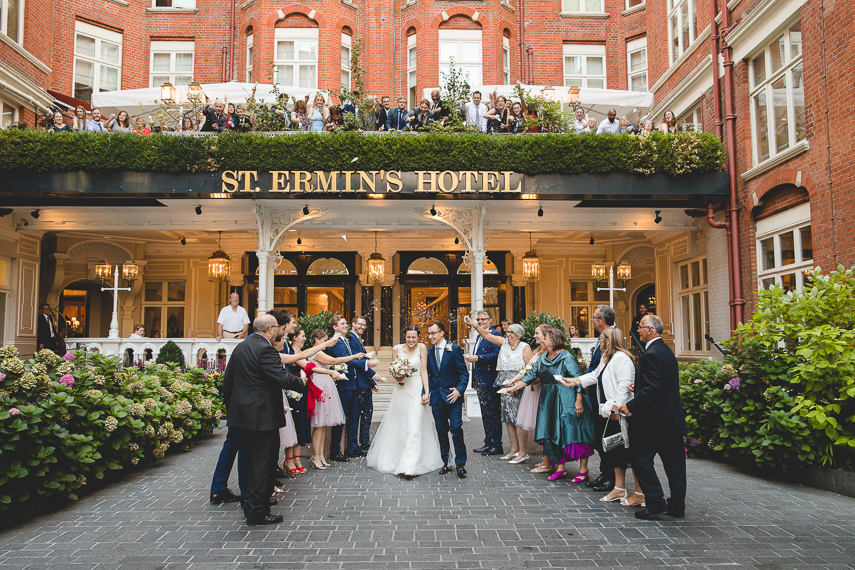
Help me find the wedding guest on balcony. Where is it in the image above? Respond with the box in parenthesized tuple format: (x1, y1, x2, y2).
(129, 324, 145, 339)
(660, 110, 678, 134)
(377, 95, 391, 131)
(308, 93, 329, 132)
(430, 90, 449, 123)
(71, 105, 88, 132)
(386, 97, 410, 132)
(132, 117, 151, 136)
(485, 94, 512, 133)
(86, 108, 108, 132)
(201, 99, 228, 132)
(596, 109, 620, 135)
(407, 99, 434, 131)
(509, 101, 524, 133)
(586, 117, 596, 133)
(639, 119, 655, 134)
(47, 110, 72, 132)
(226, 102, 238, 126)
(229, 104, 253, 132)
(462, 90, 488, 132)
(358, 96, 379, 131)
(106, 110, 132, 132)
(324, 105, 344, 131)
(217, 292, 250, 341)
(180, 115, 197, 132)
(619, 116, 635, 134)
(572, 108, 587, 133)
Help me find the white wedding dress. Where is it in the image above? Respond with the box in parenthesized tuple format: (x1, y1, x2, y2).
(366, 346, 444, 476)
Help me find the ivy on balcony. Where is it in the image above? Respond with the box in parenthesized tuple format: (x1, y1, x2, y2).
(0, 130, 725, 176)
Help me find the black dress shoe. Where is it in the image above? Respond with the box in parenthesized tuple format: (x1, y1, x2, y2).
(667, 508, 685, 518)
(241, 498, 277, 510)
(439, 465, 453, 475)
(345, 450, 365, 458)
(247, 514, 284, 526)
(585, 474, 605, 488)
(210, 489, 241, 504)
(473, 445, 491, 453)
(483, 446, 505, 456)
(275, 467, 288, 478)
(456, 465, 467, 477)
(360, 443, 371, 451)
(592, 480, 615, 492)
(329, 454, 349, 462)
(634, 508, 667, 520)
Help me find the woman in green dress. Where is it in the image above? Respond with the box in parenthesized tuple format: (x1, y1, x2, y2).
(505, 327, 595, 482)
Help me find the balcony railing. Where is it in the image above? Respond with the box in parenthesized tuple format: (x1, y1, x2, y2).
(67, 337, 242, 369)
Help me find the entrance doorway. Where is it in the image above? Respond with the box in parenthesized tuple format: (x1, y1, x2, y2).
(59, 282, 112, 338)
(407, 286, 450, 343)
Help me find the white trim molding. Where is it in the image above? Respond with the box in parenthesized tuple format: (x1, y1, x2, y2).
(741, 140, 810, 182)
(0, 59, 53, 112)
(725, 0, 807, 62)
(0, 33, 51, 75)
(560, 12, 609, 18)
(146, 7, 199, 14)
(650, 55, 713, 121)
(621, 3, 645, 16)
(650, 24, 711, 93)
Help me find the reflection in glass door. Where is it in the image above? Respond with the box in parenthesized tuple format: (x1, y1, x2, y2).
(307, 286, 345, 315)
(407, 286, 449, 344)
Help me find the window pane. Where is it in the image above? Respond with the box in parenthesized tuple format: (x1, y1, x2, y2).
(459, 41, 481, 63)
(585, 0, 602, 11)
(570, 282, 589, 302)
(1, 102, 15, 128)
(670, 14, 680, 60)
(408, 70, 416, 86)
(247, 45, 253, 66)
(564, 0, 581, 10)
(151, 75, 170, 86)
(74, 59, 95, 100)
(144, 307, 162, 337)
(630, 49, 646, 72)
(702, 291, 710, 350)
(299, 65, 316, 88)
(760, 238, 776, 271)
(800, 226, 812, 261)
(586, 56, 604, 76)
(594, 285, 609, 302)
(681, 0, 691, 50)
(753, 91, 769, 162)
(76, 34, 96, 57)
(564, 56, 582, 76)
(792, 63, 806, 143)
(503, 47, 509, 69)
(145, 282, 162, 302)
(153, 53, 171, 72)
(341, 46, 350, 69)
(276, 65, 293, 85)
(276, 41, 294, 61)
(341, 70, 350, 89)
(166, 306, 184, 338)
(100, 66, 118, 91)
(6, 0, 19, 42)
(780, 231, 795, 266)
(681, 295, 691, 351)
(770, 35, 786, 72)
(628, 0, 644, 6)
(781, 273, 796, 293)
(789, 21, 801, 59)
(692, 293, 703, 351)
(298, 40, 316, 61)
(167, 282, 185, 302)
(175, 53, 193, 73)
(690, 261, 700, 287)
(680, 264, 689, 289)
(174, 76, 191, 86)
(307, 287, 346, 315)
(587, 79, 605, 89)
(440, 42, 457, 62)
(630, 73, 647, 91)
(409, 47, 417, 68)
(752, 52, 766, 87)
(761, 277, 776, 290)
(772, 75, 789, 153)
(101, 41, 120, 64)
(570, 306, 592, 337)
(701, 258, 708, 285)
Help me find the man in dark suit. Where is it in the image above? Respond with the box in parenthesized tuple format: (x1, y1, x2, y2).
(327, 314, 377, 460)
(348, 315, 379, 451)
(385, 96, 411, 131)
(584, 305, 617, 492)
(426, 321, 469, 477)
(37, 303, 58, 352)
(465, 311, 503, 456)
(200, 98, 228, 132)
(617, 314, 688, 520)
(223, 314, 306, 526)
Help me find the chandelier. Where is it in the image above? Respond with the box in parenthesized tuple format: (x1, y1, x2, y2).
(367, 231, 385, 285)
(522, 232, 540, 282)
(208, 231, 231, 283)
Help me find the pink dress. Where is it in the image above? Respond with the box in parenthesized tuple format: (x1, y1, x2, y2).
(279, 391, 298, 450)
(309, 357, 346, 429)
(515, 352, 542, 431)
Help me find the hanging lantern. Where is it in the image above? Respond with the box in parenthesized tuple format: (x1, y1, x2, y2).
(542, 86, 555, 101)
(522, 232, 540, 282)
(208, 231, 231, 282)
(187, 81, 202, 99)
(367, 231, 385, 285)
(591, 260, 606, 282)
(567, 86, 581, 105)
(616, 260, 632, 282)
(160, 82, 176, 103)
(122, 261, 139, 283)
(95, 261, 112, 284)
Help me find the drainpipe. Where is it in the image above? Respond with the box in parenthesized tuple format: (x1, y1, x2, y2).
(720, 2, 745, 326)
(710, 0, 723, 140)
(229, 0, 236, 81)
(527, 46, 534, 84)
(221, 47, 228, 83)
(518, 0, 526, 82)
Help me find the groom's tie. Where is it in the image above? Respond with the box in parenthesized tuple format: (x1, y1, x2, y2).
(435, 346, 442, 367)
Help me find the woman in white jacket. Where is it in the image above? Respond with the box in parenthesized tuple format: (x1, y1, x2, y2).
(562, 328, 645, 506)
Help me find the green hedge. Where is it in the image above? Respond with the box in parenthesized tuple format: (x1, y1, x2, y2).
(0, 130, 726, 176)
(0, 348, 224, 509)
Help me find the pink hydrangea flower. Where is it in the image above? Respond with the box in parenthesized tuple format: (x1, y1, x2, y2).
(0, 372, 6, 382)
(9, 408, 20, 415)
(693, 379, 703, 384)
(59, 374, 74, 387)
(203, 372, 209, 378)
(63, 352, 76, 361)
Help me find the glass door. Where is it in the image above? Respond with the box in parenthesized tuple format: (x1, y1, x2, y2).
(407, 286, 450, 344)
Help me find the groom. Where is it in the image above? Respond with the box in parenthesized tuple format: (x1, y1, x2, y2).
(425, 321, 469, 477)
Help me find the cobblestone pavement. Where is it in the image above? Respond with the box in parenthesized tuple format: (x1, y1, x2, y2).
(1, 423, 854, 570)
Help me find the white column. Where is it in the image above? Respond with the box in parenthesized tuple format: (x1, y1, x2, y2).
(108, 268, 120, 339)
(256, 249, 270, 314)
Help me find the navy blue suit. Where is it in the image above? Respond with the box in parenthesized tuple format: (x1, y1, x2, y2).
(427, 341, 469, 466)
(347, 332, 376, 447)
(471, 328, 502, 447)
(385, 107, 410, 131)
(328, 334, 376, 456)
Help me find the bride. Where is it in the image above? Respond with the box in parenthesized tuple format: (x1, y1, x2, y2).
(367, 325, 444, 477)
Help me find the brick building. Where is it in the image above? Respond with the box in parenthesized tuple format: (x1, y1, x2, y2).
(0, 0, 851, 359)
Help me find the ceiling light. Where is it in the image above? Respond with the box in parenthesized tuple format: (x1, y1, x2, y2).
(454, 237, 459, 245)
(296, 237, 302, 245)
(180, 237, 187, 245)
(430, 205, 437, 216)
(537, 206, 543, 217)
(302, 205, 310, 215)
(589, 237, 595, 245)
(654, 210, 662, 224)
(31, 209, 40, 219)
(195, 205, 202, 215)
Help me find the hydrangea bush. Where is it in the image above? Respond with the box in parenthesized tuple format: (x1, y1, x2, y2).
(0, 349, 224, 508)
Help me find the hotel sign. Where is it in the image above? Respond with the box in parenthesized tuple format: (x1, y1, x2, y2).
(220, 170, 523, 194)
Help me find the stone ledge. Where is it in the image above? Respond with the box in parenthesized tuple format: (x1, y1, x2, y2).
(785, 468, 855, 498)
(740, 140, 810, 182)
(621, 3, 645, 16)
(146, 7, 200, 14)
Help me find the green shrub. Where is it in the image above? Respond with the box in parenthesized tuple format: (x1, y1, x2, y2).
(155, 340, 185, 369)
(0, 129, 726, 176)
(519, 311, 567, 350)
(297, 311, 336, 340)
(0, 348, 223, 508)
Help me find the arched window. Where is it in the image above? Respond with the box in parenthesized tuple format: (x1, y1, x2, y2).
(274, 258, 297, 275)
(407, 257, 449, 275)
(307, 258, 349, 275)
(457, 258, 498, 274)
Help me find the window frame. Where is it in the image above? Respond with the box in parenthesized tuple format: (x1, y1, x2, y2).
(142, 280, 186, 339)
(755, 203, 812, 293)
(626, 0, 644, 9)
(677, 103, 702, 132)
(562, 44, 606, 89)
(626, 36, 647, 92)
(149, 40, 195, 88)
(341, 32, 352, 91)
(407, 34, 417, 109)
(567, 281, 610, 338)
(152, 0, 196, 7)
(1, 97, 19, 129)
(0, 0, 24, 44)
(747, 19, 805, 167)
(667, 0, 697, 64)
(561, 0, 605, 13)
(246, 33, 253, 83)
(676, 256, 710, 355)
(438, 29, 483, 88)
(72, 21, 123, 102)
(273, 27, 319, 89)
(502, 36, 511, 85)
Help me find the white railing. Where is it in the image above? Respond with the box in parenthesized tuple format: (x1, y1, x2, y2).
(66, 337, 242, 368)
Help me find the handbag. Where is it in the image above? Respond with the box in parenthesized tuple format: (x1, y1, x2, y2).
(601, 416, 626, 452)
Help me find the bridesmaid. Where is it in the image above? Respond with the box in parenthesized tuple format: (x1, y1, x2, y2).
(506, 327, 595, 482)
(273, 334, 301, 481)
(505, 324, 550, 473)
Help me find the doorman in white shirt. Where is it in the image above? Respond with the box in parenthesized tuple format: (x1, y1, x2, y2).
(217, 292, 251, 341)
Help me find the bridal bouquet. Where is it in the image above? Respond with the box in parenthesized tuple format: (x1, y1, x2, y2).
(517, 363, 535, 391)
(389, 358, 416, 386)
(284, 390, 303, 401)
(331, 363, 349, 378)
